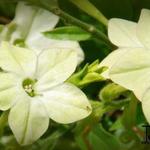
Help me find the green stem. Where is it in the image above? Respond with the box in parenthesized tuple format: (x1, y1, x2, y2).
(0, 111, 9, 137)
(34, 1, 115, 49)
(48, 8, 114, 48)
(69, 0, 108, 26)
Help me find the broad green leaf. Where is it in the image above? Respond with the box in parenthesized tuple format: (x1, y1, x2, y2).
(43, 26, 91, 41)
(88, 124, 121, 150)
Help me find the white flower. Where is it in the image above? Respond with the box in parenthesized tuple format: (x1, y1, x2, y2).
(99, 9, 150, 99)
(100, 9, 150, 124)
(0, 42, 91, 145)
(0, 2, 84, 64)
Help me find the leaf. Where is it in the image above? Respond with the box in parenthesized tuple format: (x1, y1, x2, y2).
(109, 118, 123, 131)
(75, 136, 88, 150)
(88, 124, 121, 150)
(43, 26, 91, 41)
(69, 0, 108, 26)
(121, 93, 138, 129)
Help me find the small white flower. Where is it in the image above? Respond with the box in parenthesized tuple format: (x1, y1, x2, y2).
(0, 42, 91, 145)
(100, 9, 150, 124)
(0, 2, 84, 64)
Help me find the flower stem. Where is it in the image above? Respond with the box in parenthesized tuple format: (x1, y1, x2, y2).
(35, 1, 115, 49)
(0, 111, 9, 137)
(69, 0, 108, 26)
(47, 8, 114, 48)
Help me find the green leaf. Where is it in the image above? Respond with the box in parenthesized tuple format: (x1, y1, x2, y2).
(69, 0, 108, 26)
(121, 93, 138, 129)
(88, 124, 121, 150)
(75, 136, 88, 150)
(43, 26, 91, 41)
(68, 61, 106, 88)
(109, 118, 123, 131)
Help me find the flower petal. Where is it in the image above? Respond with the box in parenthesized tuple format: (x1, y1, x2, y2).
(35, 49, 77, 91)
(1, 2, 59, 46)
(25, 9, 59, 54)
(110, 48, 150, 100)
(0, 2, 37, 43)
(142, 88, 150, 124)
(27, 36, 84, 63)
(137, 9, 150, 49)
(0, 42, 37, 77)
(41, 83, 92, 124)
(0, 73, 21, 110)
(9, 96, 49, 145)
(108, 18, 142, 48)
(10, 2, 37, 42)
(99, 48, 128, 79)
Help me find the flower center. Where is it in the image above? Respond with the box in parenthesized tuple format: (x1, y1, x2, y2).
(22, 78, 37, 97)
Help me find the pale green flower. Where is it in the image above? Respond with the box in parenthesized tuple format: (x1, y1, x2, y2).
(100, 9, 150, 123)
(0, 2, 84, 63)
(0, 42, 91, 145)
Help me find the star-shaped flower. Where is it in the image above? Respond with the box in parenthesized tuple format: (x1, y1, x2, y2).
(100, 9, 150, 124)
(0, 42, 91, 145)
(0, 2, 84, 63)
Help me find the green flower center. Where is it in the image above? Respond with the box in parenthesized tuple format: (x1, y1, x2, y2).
(22, 78, 37, 97)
